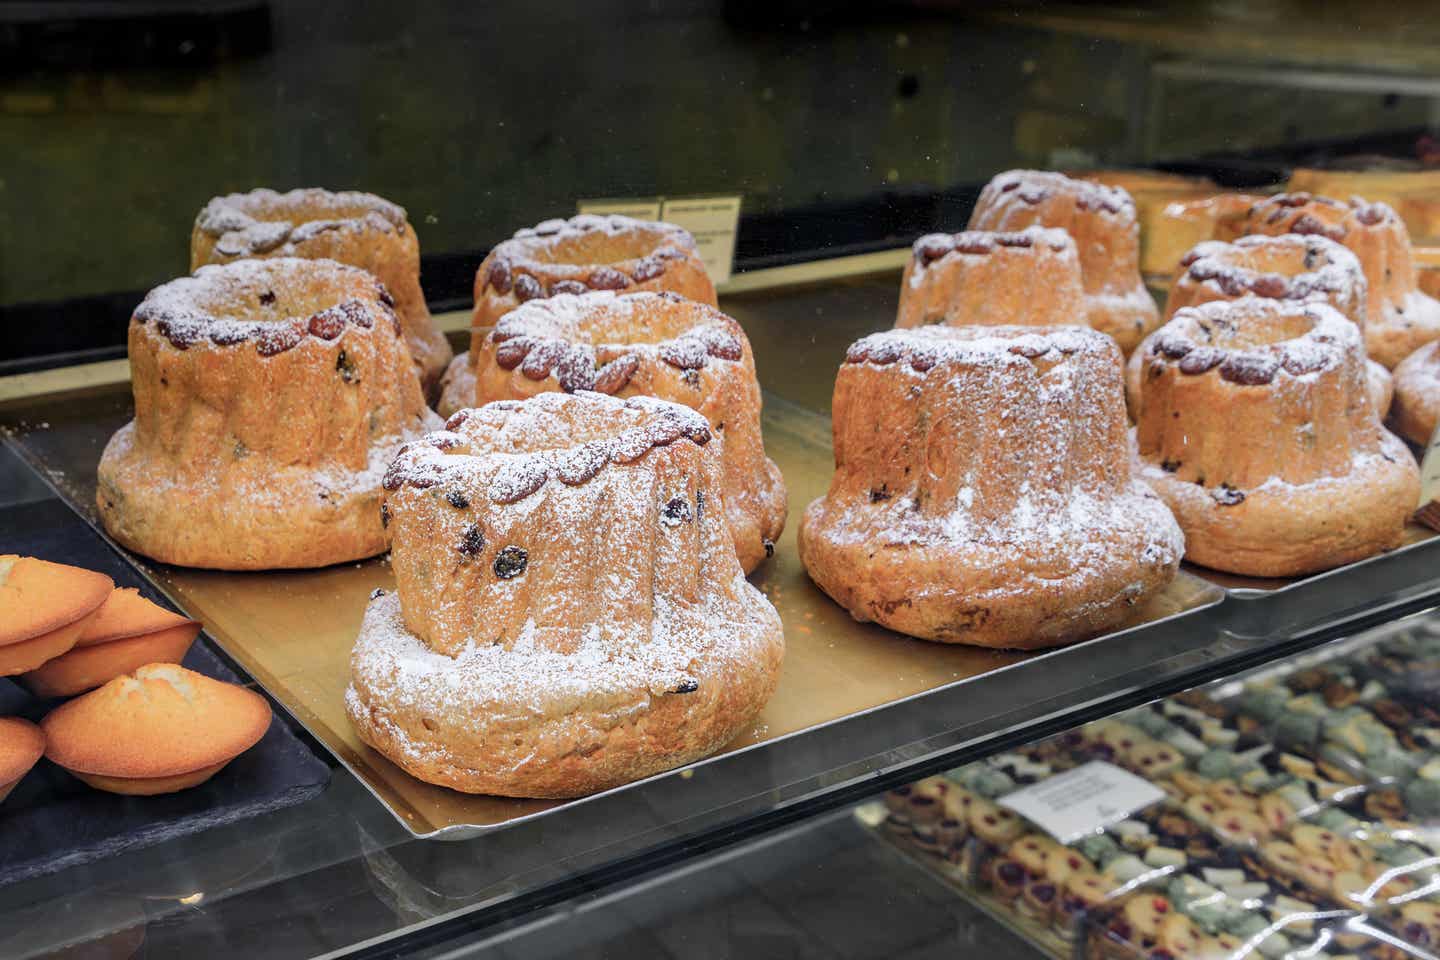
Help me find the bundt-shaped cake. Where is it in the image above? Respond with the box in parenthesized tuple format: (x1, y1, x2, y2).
(1133, 299, 1419, 577)
(968, 171, 1160, 353)
(470, 290, 786, 573)
(1237, 193, 1440, 368)
(438, 215, 715, 417)
(1132, 235, 1392, 416)
(1391, 341, 1440, 446)
(97, 258, 441, 570)
(896, 227, 1086, 329)
(799, 326, 1184, 649)
(348, 392, 785, 797)
(192, 188, 452, 397)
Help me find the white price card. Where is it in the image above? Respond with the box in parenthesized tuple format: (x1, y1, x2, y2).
(660, 196, 742, 284)
(576, 198, 663, 221)
(998, 761, 1165, 844)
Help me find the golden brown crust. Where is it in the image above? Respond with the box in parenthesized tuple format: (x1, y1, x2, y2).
(799, 326, 1184, 649)
(0, 607, 101, 677)
(1391, 340, 1440, 445)
(1237, 193, 1440, 369)
(0, 556, 113, 646)
(0, 717, 44, 790)
(469, 291, 786, 573)
(77, 587, 193, 647)
(1133, 299, 1419, 577)
(72, 760, 230, 796)
(192, 187, 452, 395)
(349, 392, 784, 797)
(42, 663, 271, 780)
(97, 258, 442, 570)
(968, 171, 1160, 353)
(440, 215, 716, 418)
(22, 621, 201, 698)
(896, 227, 1086, 330)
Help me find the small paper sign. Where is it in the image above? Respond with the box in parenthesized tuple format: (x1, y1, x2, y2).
(1414, 419, 1440, 532)
(998, 761, 1165, 844)
(660, 196, 742, 284)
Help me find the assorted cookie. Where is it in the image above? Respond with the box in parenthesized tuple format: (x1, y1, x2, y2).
(0, 556, 113, 676)
(0, 717, 44, 803)
(22, 587, 201, 697)
(42, 664, 271, 796)
(2, 557, 265, 801)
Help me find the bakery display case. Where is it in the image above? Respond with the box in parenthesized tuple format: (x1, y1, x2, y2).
(8, 2, 1440, 958)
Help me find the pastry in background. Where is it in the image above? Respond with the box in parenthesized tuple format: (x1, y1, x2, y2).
(439, 215, 715, 417)
(349, 392, 784, 797)
(1135, 234, 1392, 417)
(22, 588, 200, 698)
(1390, 342, 1440, 446)
(0, 717, 44, 803)
(969, 170, 1160, 352)
(41, 664, 271, 796)
(895, 226, 1086, 329)
(1236, 194, 1440, 368)
(1287, 168, 1440, 243)
(192, 188, 453, 398)
(1133, 299, 1418, 577)
(470, 291, 785, 572)
(96, 258, 442, 570)
(1149, 194, 1263, 284)
(1070, 169, 1221, 277)
(0, 556, 112, 676)
(799, 325, 1183, 649)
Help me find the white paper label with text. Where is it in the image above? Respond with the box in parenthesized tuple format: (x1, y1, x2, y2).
(998, 761, 1165, 844)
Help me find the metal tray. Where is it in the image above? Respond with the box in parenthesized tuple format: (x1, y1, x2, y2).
(1, 385, 1227, 839)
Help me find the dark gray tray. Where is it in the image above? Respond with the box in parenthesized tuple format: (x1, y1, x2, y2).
(0, 494, 332, 888)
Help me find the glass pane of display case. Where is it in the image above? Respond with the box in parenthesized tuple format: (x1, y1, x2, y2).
(7, 3, 1440, 959)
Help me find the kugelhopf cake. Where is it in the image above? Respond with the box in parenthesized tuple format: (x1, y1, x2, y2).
(968, 171, 1160, 352)
(438, 215, 715, 417)
(0, 717, 44, 803)
(1132, 235, 1392, 416)
(96, 258, 442, 570)
(1391, 341, 1440, 446)
(799, 326, 1184, 649)
(42, 663, 272, 795)
(348, 392, 785, 797)
(0, 556, 112, 676)
(1133, 299, 1418, 577)
(193, 188, 452, 396)
(896, 227, 1086, 329)
(470, 291, 785, 572)
(1237, 194, 1440, 368)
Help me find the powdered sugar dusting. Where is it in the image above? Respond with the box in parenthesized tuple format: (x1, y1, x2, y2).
(196, 187, 406, 259)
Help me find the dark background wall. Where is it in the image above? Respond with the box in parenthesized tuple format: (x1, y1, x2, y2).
(4, 0, 1439, 331)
